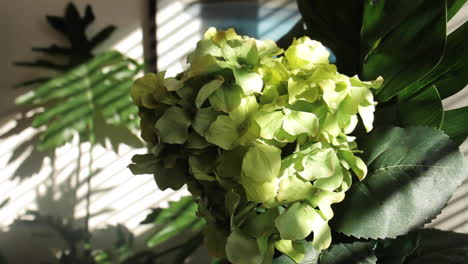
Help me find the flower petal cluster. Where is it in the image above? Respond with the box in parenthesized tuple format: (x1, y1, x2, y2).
(130, 28, 382, 263)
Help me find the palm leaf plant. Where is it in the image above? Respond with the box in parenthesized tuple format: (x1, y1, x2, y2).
(128, 0, 468, 263)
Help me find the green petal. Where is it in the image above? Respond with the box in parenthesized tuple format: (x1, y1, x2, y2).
(277, 175, 316, 203)
(154, 106, 191, 144)
(241, 177, 279, 203)
(274, 240, 305, 263)
(195, 76, 224, 108)
(209, 84, 243, 113)
(282, 110, 319, 137)
(131, 72, 174, 108)
(226, 229, 265, 264)
(242, 142, 281, 183)
(192, 107, 220, 136)
(274, 202, 316, 240)
(297, 148, 336, 181)
(189, 155, 215, 181)
(254, 110, 284, 139)
(205, 115, 239, 150)
(230, 95, 258, 124)
(234, 69, 263, 95)
(284, 37, 330, 69)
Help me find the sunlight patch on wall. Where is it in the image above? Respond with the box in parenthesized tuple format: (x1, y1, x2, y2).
(156, 1, 202, 77)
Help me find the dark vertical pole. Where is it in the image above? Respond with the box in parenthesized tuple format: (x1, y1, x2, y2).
(147, 0, 158, 73)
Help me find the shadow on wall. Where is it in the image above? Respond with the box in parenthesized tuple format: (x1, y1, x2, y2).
(0, 1, 213, 263)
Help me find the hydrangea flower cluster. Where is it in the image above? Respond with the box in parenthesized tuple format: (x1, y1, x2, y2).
(129, 28, 382, 263)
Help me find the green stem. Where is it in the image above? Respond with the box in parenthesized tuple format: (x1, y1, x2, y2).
(233, 202, 257, 225)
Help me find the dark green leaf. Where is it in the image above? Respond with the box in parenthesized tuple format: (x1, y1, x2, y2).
(411, 229, 468, 258)
(319, 242, 377, 264)
(398, 22, 468, 100)
(296, 0, 363, 75)
(379, 229, 468, 264)
(441, 106, 468, 145)
(361, 0, 446, 102)
(406, 229, 468, 264)
(447, 0, 467, 20)
(375, 231, 420, 264)
(409, 248, 468, 264)
(331, 126, 465, 239)
(397, 86, 443, 128)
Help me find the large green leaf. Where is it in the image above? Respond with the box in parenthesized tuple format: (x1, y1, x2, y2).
(375, 229, 468, 264)
(441, 106, 468, 145)
(361, 0, 447, 102)
(16, 51, 142, 150)
(397, 86, 444, 128)
(447, 0, 467, 20)
(319, 242, 377, 264)
(331, 126, 465, 239)
(375, 231, 420, 264)
(399, 21, 468, 100)
(407, 229, 468, 264)
(140, 196, 205, 247)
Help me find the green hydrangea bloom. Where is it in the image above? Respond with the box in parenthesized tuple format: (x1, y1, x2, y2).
(129, 28, 382, 264)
